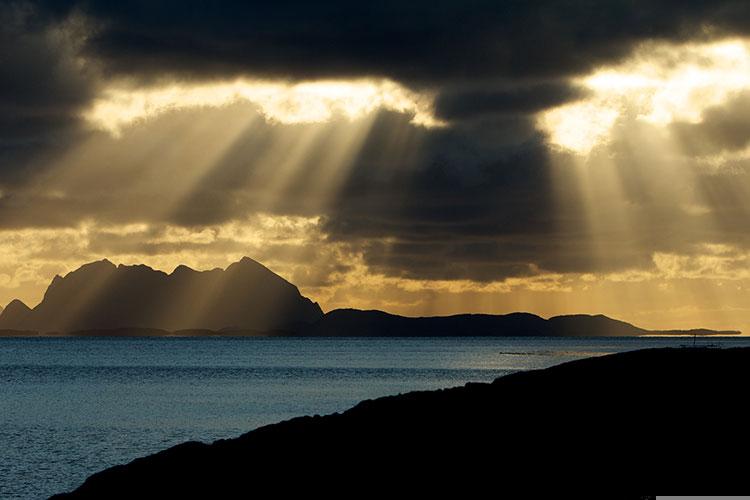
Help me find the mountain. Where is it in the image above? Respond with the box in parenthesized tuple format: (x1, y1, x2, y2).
(0, 257, 323, 333)
(0, 258, 740, 336)
(0, 299, 33, 329)
(301, 308, 739, 337)
(302, 309, 548, 336)
(53, 347, 750, 498)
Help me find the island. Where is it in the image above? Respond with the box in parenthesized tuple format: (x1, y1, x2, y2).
(0, 258, 740, 337)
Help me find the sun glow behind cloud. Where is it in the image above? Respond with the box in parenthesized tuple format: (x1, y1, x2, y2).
(539, 38, 750, 154)
(4, 30, 750, 334)
(83, 78, 443, 136)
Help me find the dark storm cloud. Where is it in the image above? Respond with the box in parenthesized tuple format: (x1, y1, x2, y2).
(26, 0, 750, 85)
(316, 113, 610, 280)
(4, 0, 746, 164)
(435, 82, 586, 121)
(175, 109, 636, 281)
(318, 114, 671, 280)
(0, 104, 584, 281)
(5, 0, 750, 284)
(0, 3, 94, 183)
(1, 100, 746, 282)
(433, 82, 588, 121)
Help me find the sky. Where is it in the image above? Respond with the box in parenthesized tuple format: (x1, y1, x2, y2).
(2, 1, 750, 333)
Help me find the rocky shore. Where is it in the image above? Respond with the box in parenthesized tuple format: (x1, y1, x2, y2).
(54, 347, 749, 498)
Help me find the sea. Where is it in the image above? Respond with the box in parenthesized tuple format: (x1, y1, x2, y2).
(2, 335, 749, 499)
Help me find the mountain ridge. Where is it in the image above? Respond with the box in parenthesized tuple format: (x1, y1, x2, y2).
(0, 257, 323, 333)
(0, 258, 741, 336)
(301, 307, 739, 337)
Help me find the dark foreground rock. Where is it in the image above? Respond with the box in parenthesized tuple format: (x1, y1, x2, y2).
(53, 348, 749, 498)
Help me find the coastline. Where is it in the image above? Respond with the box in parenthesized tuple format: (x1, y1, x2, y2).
(53, 347, 750, 497)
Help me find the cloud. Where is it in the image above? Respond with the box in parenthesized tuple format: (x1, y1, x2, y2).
(539, 39, 750, 153)
(0, 97, 606, 284)
(0, 3, 95, 183)
(83, 78, 442, 136)
(4, 0, 750, 333)
(671, 91, 750, 156)
(434, 82, 587, 121)
(1, 90, 749, 285)
(27, 1, 750, 85)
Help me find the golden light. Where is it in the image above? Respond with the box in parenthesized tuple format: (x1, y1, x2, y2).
(3, 37, 750, 335)
(539, 101, 620, 155)
(83, 78, 443, 136)
(538, 38, 750, 153)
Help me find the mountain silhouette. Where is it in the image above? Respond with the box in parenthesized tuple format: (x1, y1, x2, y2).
(52, 347, 750, 498)
(0, 257, 323, 333)
(0, 258, 740, 336)
(301, 308, 739, 337)
(0, 299, 32, 329)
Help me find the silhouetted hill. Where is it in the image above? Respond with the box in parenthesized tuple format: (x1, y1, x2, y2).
(302, 309, 548, 336)
(53, 347, 750, 497)
(0, 299, 32, 329)
(0, 258, 322, 332)
(547, 313, 647, 336)
(0, 259, 740, 336)
(301, 308, 739, 336)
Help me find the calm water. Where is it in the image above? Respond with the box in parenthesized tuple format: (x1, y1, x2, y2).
(2, 336, 749, 499)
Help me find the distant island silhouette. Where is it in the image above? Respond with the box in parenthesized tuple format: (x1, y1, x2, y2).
(52, 347, 749, 497)
(0, 257, 321, 333)
(0, 257, 741, 336)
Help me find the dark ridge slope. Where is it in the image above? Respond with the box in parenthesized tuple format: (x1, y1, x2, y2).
(0, 261, 739, 336)
(54, 347, 750, 497)
(0, 257, 322, 332)
(302, 308, 549, 336)
(303, 308, 739, 336)
(0, 299, 32, 329)
(546, 313, 647, 336)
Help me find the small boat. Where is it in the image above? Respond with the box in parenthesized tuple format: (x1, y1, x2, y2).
(681, 333, 721, 349)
